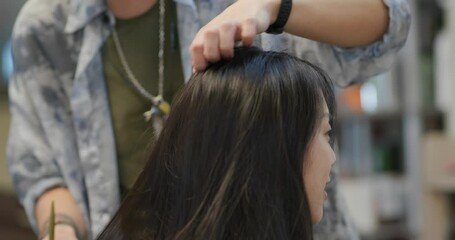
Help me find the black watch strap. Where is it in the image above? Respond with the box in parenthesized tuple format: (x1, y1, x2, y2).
(266, 0, 293, 34)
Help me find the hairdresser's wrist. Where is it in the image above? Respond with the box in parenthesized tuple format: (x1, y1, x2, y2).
(263, 0, 281, 25)
(40, 213, 82, 240)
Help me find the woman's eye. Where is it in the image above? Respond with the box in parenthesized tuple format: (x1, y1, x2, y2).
(325, 129, 333, 137)
(325, 129, 334, 142)
(326, 128, 336, 147)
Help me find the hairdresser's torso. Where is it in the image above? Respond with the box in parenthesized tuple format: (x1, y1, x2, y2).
(11, 0, 234, 235)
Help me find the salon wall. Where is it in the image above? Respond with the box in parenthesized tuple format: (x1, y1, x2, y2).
(336, 1, 447, 239)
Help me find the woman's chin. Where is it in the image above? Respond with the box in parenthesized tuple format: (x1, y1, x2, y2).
(311, 208, 324, 224)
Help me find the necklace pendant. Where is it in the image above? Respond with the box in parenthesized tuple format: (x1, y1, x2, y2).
(143, 99, 171, 121)
(144, 99, 172, 136)
(143, 105, 160, 122)
(158, 99, 171, 115)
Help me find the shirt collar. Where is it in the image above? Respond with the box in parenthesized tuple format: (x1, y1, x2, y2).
(64, 0, 197, 34)
(65, 0, 108, 33)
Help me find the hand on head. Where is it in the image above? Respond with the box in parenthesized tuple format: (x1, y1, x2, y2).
(190, 0, 280, 71)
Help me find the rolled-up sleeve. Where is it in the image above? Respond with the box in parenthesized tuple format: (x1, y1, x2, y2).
(7, 13, 66, 232)
(329, 0, 412, 85)
(279, 0, 411, 86)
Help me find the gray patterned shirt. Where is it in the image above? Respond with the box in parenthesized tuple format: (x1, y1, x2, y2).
(7, 0, 410, 238)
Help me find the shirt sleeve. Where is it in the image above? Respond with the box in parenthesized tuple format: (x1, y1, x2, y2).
(328, 0, 412, 86)
(7, 6, 66, 233)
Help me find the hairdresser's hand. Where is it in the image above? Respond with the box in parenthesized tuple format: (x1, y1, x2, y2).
(41, 225, 79, 240)
(190, 0, 280, 71)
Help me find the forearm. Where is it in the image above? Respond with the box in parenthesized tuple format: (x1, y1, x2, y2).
(190, 0, 397, 70)
(36, 187, 87, 239)
(282, 0, 389, 47)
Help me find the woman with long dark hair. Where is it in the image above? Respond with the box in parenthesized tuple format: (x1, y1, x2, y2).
(97, 47, 336, 240)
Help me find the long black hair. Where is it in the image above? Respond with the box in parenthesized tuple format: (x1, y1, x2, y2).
(97, 47, 335, 240)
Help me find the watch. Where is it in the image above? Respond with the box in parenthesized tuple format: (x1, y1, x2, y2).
(266, 0, 293, 34)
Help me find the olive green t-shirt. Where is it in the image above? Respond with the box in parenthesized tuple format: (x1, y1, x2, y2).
(102, 1, 184, 196)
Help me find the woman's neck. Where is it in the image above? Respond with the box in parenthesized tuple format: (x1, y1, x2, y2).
(107, 0, 157, 19)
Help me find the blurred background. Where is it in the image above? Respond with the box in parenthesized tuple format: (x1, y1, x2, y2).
(0, 0, 454, 239)
(0, 0, 35, 239)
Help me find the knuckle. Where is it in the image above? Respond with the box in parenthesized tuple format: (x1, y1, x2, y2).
(243, 17, 257, 26)
(190, 44, 200, 52)
(220, 21, 237, 30)
(204, 28, 220, 38)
